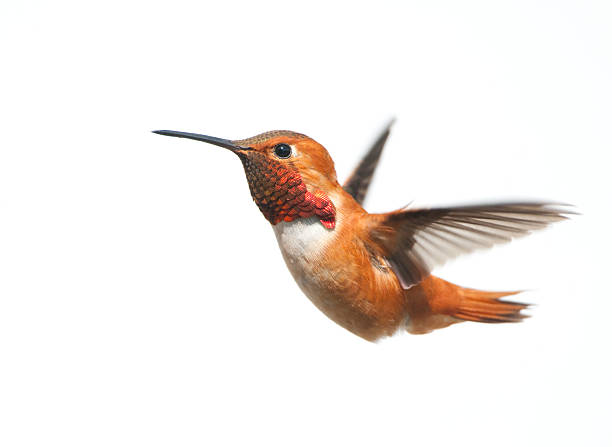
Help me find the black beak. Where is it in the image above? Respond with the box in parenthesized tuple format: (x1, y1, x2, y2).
(152, 130, 249, 152)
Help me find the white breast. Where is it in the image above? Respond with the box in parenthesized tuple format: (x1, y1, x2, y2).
(270, 189, 349, 316)
(272, 217, 336, 266)
(272, 216, 340, 311)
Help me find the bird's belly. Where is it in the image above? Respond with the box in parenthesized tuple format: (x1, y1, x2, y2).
(272, 218, 406, 341)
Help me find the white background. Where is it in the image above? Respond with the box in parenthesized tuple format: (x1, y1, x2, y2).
(1, 1, 610, 446)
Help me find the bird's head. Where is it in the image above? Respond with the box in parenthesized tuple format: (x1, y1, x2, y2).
(153, 129, 338, 229)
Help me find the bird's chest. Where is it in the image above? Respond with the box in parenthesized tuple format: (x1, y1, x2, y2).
(272, 217, 337, 289)
(272, 217, 405, 340)
(273, 216, 363, 321)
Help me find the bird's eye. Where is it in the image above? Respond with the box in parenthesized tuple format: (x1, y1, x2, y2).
(273, 143, 292, 159)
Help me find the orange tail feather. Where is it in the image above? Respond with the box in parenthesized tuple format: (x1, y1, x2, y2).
(452, 287, 529, 323)
(407, 277, 531, 333)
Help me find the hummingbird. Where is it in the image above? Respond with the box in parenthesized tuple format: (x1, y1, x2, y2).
(153, 122, 570, 342)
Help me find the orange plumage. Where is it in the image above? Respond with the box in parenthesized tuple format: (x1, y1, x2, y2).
(154, 123, 570, 341)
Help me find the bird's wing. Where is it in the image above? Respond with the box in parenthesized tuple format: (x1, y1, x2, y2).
(369, 202, 572, 289)
(342, 119, 395, 205)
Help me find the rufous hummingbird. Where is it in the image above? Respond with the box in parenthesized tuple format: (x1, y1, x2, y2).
(153, 122, 570, 341)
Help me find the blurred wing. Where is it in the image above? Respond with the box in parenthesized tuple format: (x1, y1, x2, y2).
(343, 119, 395, 205)
(370, 202, 572, 289)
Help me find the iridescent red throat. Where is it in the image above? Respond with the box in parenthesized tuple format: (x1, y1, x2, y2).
(239, 152, 336, 229)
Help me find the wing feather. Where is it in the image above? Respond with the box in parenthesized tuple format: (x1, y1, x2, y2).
(370, 202, 573, 288)
(343, 119, 395, 205)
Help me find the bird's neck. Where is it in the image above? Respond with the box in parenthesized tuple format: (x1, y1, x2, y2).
(239, 152, 339, 228)
(272, 189, 346, 262)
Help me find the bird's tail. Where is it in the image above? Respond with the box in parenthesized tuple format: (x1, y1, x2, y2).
(451, 286, 529, 323)
(405, 276, 530, 334)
